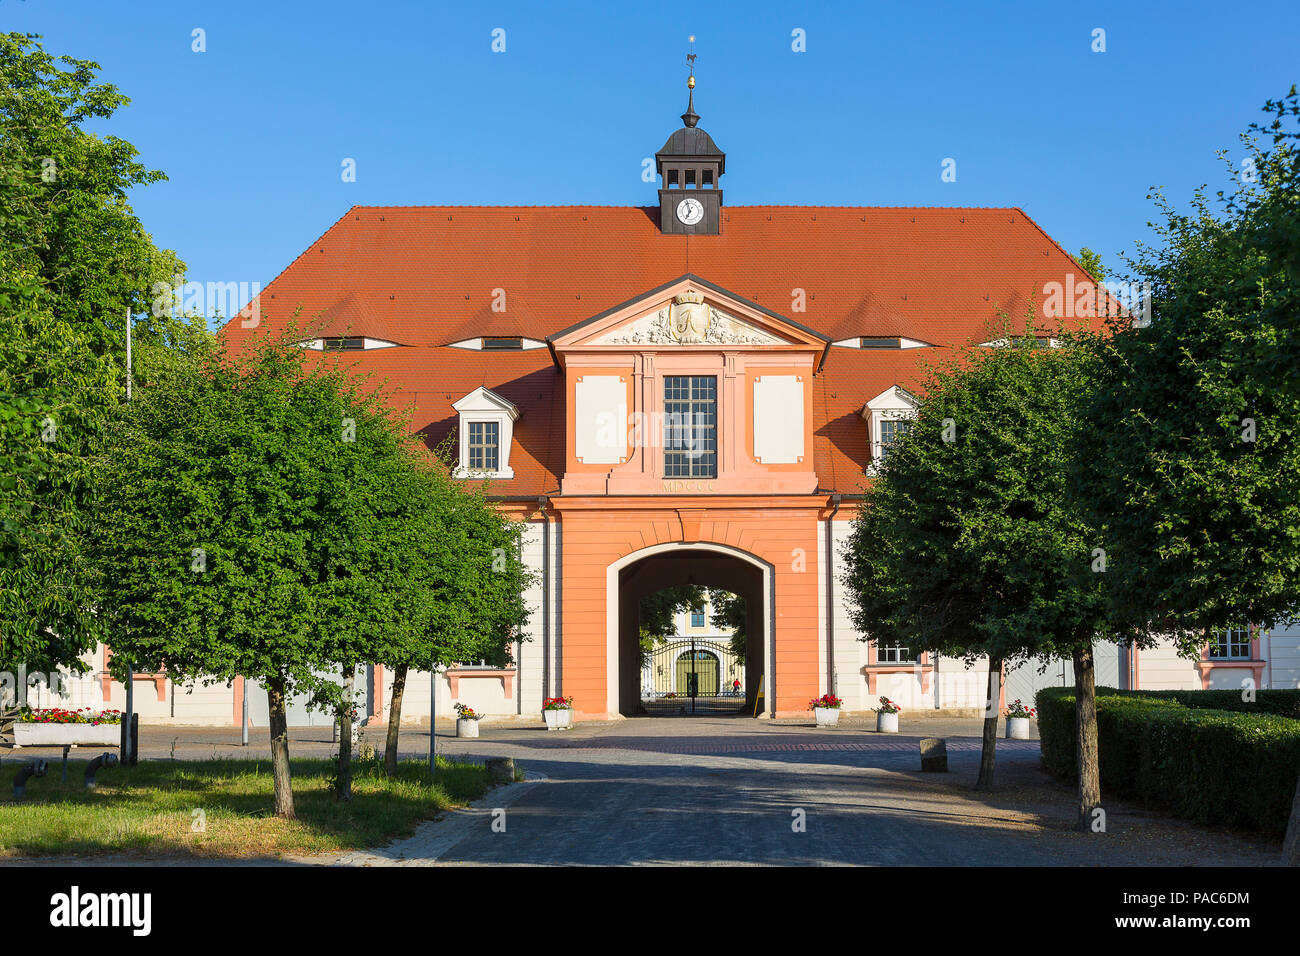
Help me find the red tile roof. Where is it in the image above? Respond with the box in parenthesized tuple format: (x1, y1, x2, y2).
(222, 204, 1101, 495)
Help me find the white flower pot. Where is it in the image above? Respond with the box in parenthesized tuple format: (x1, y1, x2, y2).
(1006, 716, 1030, 740)
(876, 712, 899, 733)
(543, 708, 573, 730)
(456, 718, 480, 738)
(814, 706, 841, 727)
(13, 723, 121, 748)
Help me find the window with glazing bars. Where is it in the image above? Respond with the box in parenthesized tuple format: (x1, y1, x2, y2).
(879, 418, 913, 460)
(876, 641, 912, 663)
(1208, 628, 1251, 659)
(467, 421, 499, 472)
(663, 376, 717, 478)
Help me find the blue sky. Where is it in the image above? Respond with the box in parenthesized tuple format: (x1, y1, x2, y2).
(10, 0, 1299, 317)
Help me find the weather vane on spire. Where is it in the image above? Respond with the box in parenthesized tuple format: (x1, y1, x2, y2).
(682, 35, 700, 128)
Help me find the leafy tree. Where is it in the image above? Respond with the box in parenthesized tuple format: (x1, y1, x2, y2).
(637, 585, 706, 667)
(1082, 88, 1300, 638)
(377, 461, 531, 777)
(707, 589, 746, 665)
(1076, 247, 1106, 282)
(843, 323, 1130, 822)
(1079, 88, 1300, 859)
(0, 33, 192, 678)
(85, 327, 447, 817)
(0, 33, 185, 349)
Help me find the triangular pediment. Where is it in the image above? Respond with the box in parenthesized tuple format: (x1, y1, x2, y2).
(452, 386, 520, 419)
(548, 275, 829, 352)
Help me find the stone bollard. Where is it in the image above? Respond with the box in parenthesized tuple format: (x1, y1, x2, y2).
(919, 737, 948, 772)
(485, 757, 515, 785)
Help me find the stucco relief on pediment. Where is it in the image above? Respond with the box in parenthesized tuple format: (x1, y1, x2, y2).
(592, 292, 787, 346)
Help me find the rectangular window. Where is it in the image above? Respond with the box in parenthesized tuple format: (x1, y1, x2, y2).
(860, 337, 901, 349)
(467, 421, 500, 472)
(691, 608, 705, 628)
(482, 337, 523, 350)
(1208, 629, 1251, 660)
(322, 336, 365, 351)
(876, 642, 912, 663)
(879, 419, 913, 460)
(664, 376, 717, 478)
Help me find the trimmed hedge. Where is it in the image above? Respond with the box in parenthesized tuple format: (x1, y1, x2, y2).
(1036, 686, 1300, 836)
(1102, 687, 1300, 720)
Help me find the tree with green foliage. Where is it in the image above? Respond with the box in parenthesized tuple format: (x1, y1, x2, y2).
(377, 462, 531, 778)
(843, 324, 1130, 822)
(1078, 88, 1300, 860)
(707, 589, 747, 665)
(0, 32, 193, 679)
(1076, 247, 1106, 282)
(85, 327, 466, 817)
(637, 585, 706, 667)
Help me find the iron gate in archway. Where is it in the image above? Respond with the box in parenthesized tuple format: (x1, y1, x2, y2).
(642, 638, 747, 714)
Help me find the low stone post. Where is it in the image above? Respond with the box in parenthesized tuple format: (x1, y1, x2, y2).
(485, 757, 515, 785)
(920, 737, 948, 772)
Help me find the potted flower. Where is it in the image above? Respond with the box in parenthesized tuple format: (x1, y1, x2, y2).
(454, 702, 482, 738)
(874, 696, 901, 733)
(810, 693, 843, 727)
(13, 707, 123, 747)
(1003, 699, 1035, 739)
(542, 696, 574, 730)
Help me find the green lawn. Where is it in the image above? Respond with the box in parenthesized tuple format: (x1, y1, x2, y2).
(0, 753, 498, 859)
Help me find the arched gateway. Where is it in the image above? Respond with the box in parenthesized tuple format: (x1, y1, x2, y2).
(607, 542, 772, 718)
(205, 66, 1122, 727)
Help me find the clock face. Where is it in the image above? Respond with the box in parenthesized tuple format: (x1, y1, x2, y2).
(676, 197, 704, 225)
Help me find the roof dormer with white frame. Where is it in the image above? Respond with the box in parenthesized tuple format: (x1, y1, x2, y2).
(452, 386, 520, 479)
(862, 385, 921, 474)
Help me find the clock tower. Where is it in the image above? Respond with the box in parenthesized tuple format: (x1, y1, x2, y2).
(656, 61, 725, 236)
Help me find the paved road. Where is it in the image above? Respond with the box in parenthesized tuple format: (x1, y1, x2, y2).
(7, 714, 1279, 866)
(298, 716, 1281, 867)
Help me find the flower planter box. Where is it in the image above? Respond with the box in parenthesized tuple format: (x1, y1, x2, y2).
(13, 723, 120, 748)
(543, 708, 573, 731)
(456, 718, 480, 739)
(876, 712, 899, 734)
(1005, 716, 1030, 740)
(814, 706, 841, 727)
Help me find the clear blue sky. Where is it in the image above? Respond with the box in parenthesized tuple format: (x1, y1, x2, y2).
(10, 0, 1299, 317)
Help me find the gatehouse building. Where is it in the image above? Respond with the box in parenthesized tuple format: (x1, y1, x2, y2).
(36, 75, 1300, 725)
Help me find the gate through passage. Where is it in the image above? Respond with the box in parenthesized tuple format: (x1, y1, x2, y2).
(642, 637, 747, 715)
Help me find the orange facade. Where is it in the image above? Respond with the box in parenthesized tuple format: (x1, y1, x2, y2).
(554, 497, 827, 719)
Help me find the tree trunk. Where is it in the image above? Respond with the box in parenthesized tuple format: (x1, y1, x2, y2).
(336, 664, 354, 802)
(266, 676, 295, 819)
(384, 664, 407, 778)
(975, 656, 1003, 790)
(1073, 644, 1101, 831)
(1283, 766, 1300, 865)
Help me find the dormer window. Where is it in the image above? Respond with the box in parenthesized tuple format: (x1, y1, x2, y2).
(980, 336, 1059, 349)
(299, 336, 399, 350)
(452, 387, 520, 479)
(879, 419, 913, 460)
(323, 336, 365, 350)
(447, 337, 546, 350)
(862, 385, 921, 474)
(467, 422, 500, 471)
(832, 337, 933, 349)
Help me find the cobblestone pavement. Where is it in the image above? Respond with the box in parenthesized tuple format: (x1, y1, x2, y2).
(5, 715, 1281, 866)
(296, 715, 1279, 867)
